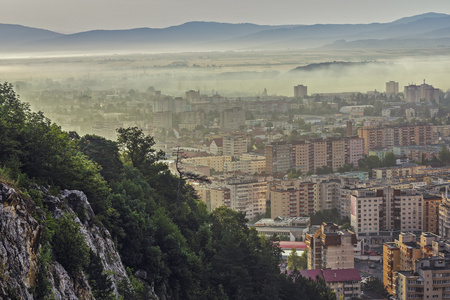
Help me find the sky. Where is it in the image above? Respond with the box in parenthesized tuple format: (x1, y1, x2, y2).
(2, 0, 450, 33)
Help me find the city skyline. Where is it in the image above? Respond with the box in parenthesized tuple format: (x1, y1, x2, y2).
(2, 0, 450, 33)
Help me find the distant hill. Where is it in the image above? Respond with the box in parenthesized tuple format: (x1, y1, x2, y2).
(2, 12, 450, 53)
(0, 23, 62, 48)
(291, 61, 381, 72)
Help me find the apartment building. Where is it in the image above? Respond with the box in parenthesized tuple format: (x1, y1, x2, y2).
(222, 133, 248, 158)
(220, 107, 245, 131)
(224, 177, 267, 219)
(328, 138, 346, 171)
(395, 257, 450, 300)
(358, 124, 434, 155)
(404, 82, 440, 104)
(223, 159, 265, 174)
(305, 223, 357, 270)
(152, 111, 173, 129)
(315, 179, 341, 211)
(196, 186, 231, 212)
(183, 155, 232, 172)
(178, 110, 205, 131)
(269, 180, 316, 217)
(294, 84, 307, 98)
(291, 141, 310, 173)
(424, 195, 441, 235)
(439, 195, 450, 240)
(300, 269, 362, 300)
(267, 136, 365, 175)
(266, 141, 291, 174)
(383, 233, 422, 294)
(386, 81, 399, 96)
(350, 188, 423, 240)
(345, 137, 365, 168)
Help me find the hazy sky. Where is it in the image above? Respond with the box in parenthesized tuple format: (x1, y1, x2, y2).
(2, 0, 450, 33)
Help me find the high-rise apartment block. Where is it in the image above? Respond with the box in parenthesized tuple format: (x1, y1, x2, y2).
(224, 177, 267, 219)
(395, 257, 450, 300)
(350, 188, 423, 238)
(439, 195, 450, 240)
(266, 137, 364, 175)
(220, 107, 245, 131)
(305, 223, 357, 270)
(404, 84, 421, 103)
(178, 110, 205, 131)
(404, 82, 440, 103)
(357, 123, 433, 155)
(383, 233, 424, 294)
(269, 180, 316, 217)
(294, 84, 307, 98)
(222, 133, 248, 158)
(265, 141, 292, 174)
(386, 81, 399, 96)
(424, 195, 441, 235)
(383, 232, 447, 296)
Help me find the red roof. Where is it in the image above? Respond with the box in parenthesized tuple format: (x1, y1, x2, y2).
(299, 270, 323, 281)
(212, 138, 223, 147)
(322, 269, 361, 283)
(279, 241, 307, 250)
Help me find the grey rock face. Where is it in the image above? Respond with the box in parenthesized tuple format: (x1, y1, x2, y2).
(60, 190, 130, 296)
(0, 183, 39, 299)
(0, 183, 138, 299)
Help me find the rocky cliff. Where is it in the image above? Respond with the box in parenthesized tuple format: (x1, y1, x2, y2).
(0, 182, 134, 299)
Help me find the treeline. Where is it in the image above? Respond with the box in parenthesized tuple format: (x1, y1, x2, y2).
(0, 82, 335, 300)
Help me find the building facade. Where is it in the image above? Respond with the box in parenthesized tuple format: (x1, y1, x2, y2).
(357, 124, 434, 155)
(305, 223, 357, 270)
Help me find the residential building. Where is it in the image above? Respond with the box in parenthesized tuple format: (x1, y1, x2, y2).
(395, 257, 450, 300)
(183, 155, 232, 172)
(383, 233, 424, 294)
(291, 141, 310, 173)
(404, 84, 421, 103)
(290, 136, 365, 173)
(386, 81, 399, 96)
(439, 195, 450, 240)
(350, 188, 423, 243)
(305, 223, 357, 270)
(300, 269, 362, 300)
(220, 107, 245, 131)
(178, 110, 205, 130)
(152, 111, 173, 129)
(371, 164, 424, 179)
(224, 176, 268, 219)
(196, 186, 231, 211)
(269, 180, 317, 217)
(266, 141, 291, 174)
(423, 195, 441, 235)
(357, 124, 434, 155)
(209, 138, 223, 155)
(222, 133, 248, 158)
(294, 84, 307, 98)
(223, 159, 265, 174)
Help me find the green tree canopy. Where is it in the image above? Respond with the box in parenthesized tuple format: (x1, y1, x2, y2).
(116, 126, 165, 169)
(287, 247, 307, 270)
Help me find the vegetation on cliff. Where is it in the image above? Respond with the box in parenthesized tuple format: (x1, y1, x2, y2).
(0, 82, 335, 300)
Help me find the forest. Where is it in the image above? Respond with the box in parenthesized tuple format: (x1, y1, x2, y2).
(0, 81, 335, 299)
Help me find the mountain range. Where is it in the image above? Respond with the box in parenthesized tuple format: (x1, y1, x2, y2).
(2, 12, 450, 53)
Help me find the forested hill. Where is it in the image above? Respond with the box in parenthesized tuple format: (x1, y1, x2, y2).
(0, 82, 336, 300)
